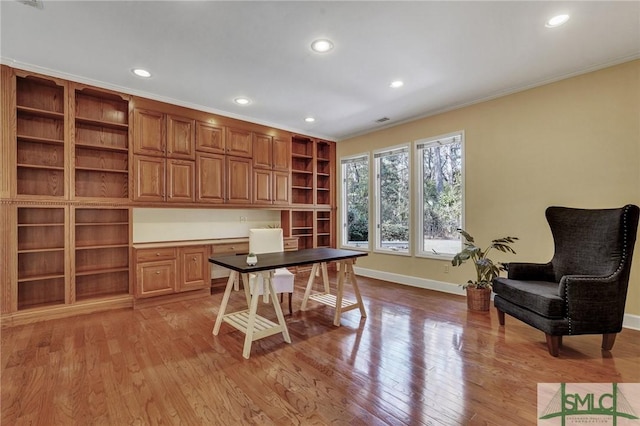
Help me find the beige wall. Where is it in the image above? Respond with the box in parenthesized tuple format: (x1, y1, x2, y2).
(337, 60, 640, 316)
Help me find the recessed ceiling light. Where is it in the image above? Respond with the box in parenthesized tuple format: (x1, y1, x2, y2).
(390, 80, 404, 88)
(234, 97, 251, 105)
(132, 68, 151, 78)
(305, 117, 316, 123)
(545, 14, 570, 28)
(311, 39, 334, 53)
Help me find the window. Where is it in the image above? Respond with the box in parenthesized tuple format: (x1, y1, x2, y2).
(415, 131, 464, 258)
(341, 154, 370, 249)
(374, 145, 410, 254)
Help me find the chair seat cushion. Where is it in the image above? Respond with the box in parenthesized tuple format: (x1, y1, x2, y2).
(493, 278, 564, 318)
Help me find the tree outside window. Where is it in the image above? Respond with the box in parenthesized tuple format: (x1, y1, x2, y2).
(341, 154, 369, 248)
(416, 132, 464, 258)
(374, 145, 410, 254)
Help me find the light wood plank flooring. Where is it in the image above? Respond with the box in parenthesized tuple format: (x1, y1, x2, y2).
(2, 272, 639, 425)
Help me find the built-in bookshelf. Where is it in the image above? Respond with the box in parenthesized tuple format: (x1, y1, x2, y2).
(17, 207, 66, 310)
(15, 74, 66, 198)
(73, 87, 129, 199)
(74, 208, 129, 301)
(291, 135, 314, 205)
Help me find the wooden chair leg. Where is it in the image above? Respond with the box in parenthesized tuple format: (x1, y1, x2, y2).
(496, 308, 505, 325)
(545, 334, 560, 357)
(602, 333, 617, 351)
(288, 292, 293, 316)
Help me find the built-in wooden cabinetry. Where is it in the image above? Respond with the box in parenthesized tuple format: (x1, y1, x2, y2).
(72, 85, 130, 200)
(74, 208, 130, 301)
(252, 132, 291, 205)
(13, 71, 68, 198)
(133, 109, 196, 202)
(1, 64, 336, 325)
(281, 135, 335, 250)
(135, 244, 208, 299)
(16, 206, 68, 310)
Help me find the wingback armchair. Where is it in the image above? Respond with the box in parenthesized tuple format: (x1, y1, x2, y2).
(492, 205, 639, 356)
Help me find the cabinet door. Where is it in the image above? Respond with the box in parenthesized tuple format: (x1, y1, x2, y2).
(196, 121, 225, 154)
(133, 109, 165, 156)
(178, 246, 208, 292)
(167, 159, 195, 202)
(273, 136, 291, 171)
(133, 155, 165, 202)
(252, 133, 272, 169)
(136, 260, 176, 298)
(226, 156, 251, 204)
(167, 115, 195, 160)
(272, 170, 290, 206)
(196, 153, 225, 204)
(252, 169, 272, 205)
(226, 127, 252, 158)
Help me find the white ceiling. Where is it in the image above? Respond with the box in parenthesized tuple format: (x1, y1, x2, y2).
(2, 1, 639, 141)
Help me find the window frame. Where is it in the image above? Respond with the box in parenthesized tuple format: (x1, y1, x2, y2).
(414, 130, 465, 260)
(340, 152, 371, 251)
(373, 143, 411, 256)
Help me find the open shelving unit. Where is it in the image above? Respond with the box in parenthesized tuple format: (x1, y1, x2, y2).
(316, 210, 333, 248)
(73, 87, 130, 199)
(74, 208, 130, 301)
(15, 74, 67, 198)
(291, 135, 314, 205)
(17, 207, 67, 310)
(315, 140, 332, 207)
(282, 135, 336, 252)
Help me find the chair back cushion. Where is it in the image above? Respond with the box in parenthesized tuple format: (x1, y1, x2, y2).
(546, 205, 637, 282)
(249, 228, 285, 254)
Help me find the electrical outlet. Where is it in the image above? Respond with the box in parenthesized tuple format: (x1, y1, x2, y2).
(443, 264, 450, 274)
(239, 216, 247, 222)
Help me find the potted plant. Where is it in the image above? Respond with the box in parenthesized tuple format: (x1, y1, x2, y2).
(246, 252, 258, 266)
(451, 229, 518, 311)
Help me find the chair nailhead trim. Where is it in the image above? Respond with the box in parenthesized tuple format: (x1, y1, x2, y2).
(565, 205, 631, 335)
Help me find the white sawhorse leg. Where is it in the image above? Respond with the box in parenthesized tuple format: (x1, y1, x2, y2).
(214, 270, 291, 359)
(300, 260, 367, 326)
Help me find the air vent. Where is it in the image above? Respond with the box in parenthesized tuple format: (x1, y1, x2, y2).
(16, 0, 44, 9)
(375, 117, 390, 123)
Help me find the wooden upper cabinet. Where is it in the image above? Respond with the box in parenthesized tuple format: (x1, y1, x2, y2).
(273, 136, 291, 171)
(226, 127, 252, 158)
(167, 115, 195, 160)
(226, 156, 251, 204)
(133, 155, 165, 202)
(252, 133, 272, 169)
(272, 171, 290, 205)
(196, 152, 225, 204)
(252, 168, 272, 205)
(196, 121, 225, 154)
(133, 109, 165, 156)
(167, 159, 195, 202)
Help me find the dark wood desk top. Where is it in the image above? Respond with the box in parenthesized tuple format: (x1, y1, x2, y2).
(208, 247, 367, 273)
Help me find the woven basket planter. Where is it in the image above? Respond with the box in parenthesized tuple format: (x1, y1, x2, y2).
(466, 286, 491, 311)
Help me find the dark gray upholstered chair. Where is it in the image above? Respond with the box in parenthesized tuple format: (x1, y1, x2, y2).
(493, 205, 639, 356)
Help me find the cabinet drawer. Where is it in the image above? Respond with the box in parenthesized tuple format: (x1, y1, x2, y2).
(283, 238, 298, 251)
(136, 260, 176, 298)
(212, 242, 249, 255)
(136, 247, 177, 262)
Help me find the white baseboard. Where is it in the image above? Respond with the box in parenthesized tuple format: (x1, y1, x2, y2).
(352, 266, 640, 331)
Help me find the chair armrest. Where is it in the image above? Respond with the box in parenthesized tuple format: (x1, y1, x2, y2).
(508, 262, 555, 281)
(560, 275, 622, 323)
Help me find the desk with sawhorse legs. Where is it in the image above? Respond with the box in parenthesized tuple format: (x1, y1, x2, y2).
(209, 248, 368, 358)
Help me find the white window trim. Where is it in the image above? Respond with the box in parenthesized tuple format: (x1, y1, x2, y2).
(340, 152, 371, 251)
(414, 130, 465, 261)
(373, 143, 411, 256)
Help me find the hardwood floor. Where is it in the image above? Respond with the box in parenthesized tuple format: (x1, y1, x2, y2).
(2, 272, 639, 425)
